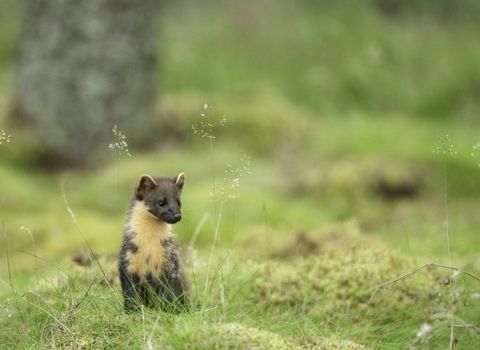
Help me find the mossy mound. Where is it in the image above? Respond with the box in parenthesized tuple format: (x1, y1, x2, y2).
(241, 219, 385, 261)
(283, 155, 427, 201)
(295, 334, 367, 350)
(162, 321, 366, 350)
(166, 322, 298, 349)
(241, 240, 444, 325)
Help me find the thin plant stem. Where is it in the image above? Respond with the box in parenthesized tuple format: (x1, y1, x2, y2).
(209, 137, 218, 224)
(370, 262, 480, 300)
(116, 154, 121, 219)
(3, 219, 24, 321)
(20, 226, 39, 285)
(263, 200, 269, 259)
(230, 195, 238, 239)
(142, 304, 146, 345)
(203, 201, 224, 310)
(443, 162, 455, 349)
(433, 135, 457, 349)
(189, 212, 210, 248)
(147, 316, 161, 350)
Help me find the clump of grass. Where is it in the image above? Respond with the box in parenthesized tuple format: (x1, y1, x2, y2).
(164, 321, 300, 349)
(235, 223, 480, 347)
(59, 176, 121, 313)
(244, 243, 443, 324)
(1, 215, 126, 348)
(143, 314, 367, 349)
(295, 334, 367, 350)
(0, 273, 132, 349)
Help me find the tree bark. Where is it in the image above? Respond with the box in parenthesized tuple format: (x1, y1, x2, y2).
(15, 0, 159, 167)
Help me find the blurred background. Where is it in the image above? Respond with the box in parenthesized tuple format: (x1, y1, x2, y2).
(1, 0, 480, 281)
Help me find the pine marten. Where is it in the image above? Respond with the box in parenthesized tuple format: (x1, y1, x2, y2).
(118, 173, 189, 312)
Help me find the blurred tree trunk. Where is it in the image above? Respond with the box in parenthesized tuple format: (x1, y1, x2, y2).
(14, 0, 159, 167)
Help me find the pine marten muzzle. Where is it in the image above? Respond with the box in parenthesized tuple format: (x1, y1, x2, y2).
(118, 173, 189, 312)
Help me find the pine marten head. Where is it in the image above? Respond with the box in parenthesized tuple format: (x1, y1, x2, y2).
(135, 173, 185, 224)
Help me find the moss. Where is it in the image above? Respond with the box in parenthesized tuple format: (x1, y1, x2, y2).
(241, 219, 381, 262)
(284, 155, 427, 200)
(241, 239, 443, 325)
(167, 322, 299, 350)
(295, 334, 367, 350)
(162, 321, 368, 350)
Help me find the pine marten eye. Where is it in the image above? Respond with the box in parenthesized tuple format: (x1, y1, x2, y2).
(156, 200, 166, 207)
(177, 200, 182, 207)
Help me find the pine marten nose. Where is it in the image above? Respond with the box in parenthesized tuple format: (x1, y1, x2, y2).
(174, 213, 182, 221)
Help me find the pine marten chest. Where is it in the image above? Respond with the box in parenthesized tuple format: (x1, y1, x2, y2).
(125, 201, 171, 280)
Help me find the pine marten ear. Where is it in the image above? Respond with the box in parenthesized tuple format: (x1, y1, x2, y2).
(174, 173, 185, 192)
(136, 174, 158, 200)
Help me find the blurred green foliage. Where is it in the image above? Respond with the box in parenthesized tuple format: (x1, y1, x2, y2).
(2, 1, 480, 119)
(2, 1, 480, 348)
(161, 0, 480, 120)
(1, 0, 480, 274)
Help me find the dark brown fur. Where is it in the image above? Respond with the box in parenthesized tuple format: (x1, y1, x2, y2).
(118, 173, 189, 312)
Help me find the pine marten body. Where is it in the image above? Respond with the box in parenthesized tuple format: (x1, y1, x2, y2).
(118, 173, 189, 312)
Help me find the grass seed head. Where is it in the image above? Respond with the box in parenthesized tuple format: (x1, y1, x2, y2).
(108, 125, 131, 157)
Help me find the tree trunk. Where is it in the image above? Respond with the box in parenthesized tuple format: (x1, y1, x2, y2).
(15, 0, 159, 167)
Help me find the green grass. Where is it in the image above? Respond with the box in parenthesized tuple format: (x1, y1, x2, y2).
(2, 1, 480, 348)
(162, 1, 480, 121)
(2, 93, 480, 348)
